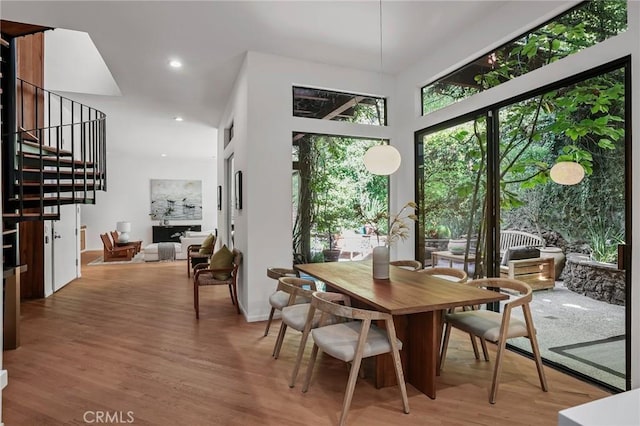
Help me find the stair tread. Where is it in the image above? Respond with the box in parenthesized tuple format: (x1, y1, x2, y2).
(18, 127, 39, 142)
(3, 213, 59, 218)
(2, 229, 17, 235)
(21, 152, 96, 167)
(20, 139, 73, 156)
(0, 38, 9, 48)
(19, 167, 103, 177)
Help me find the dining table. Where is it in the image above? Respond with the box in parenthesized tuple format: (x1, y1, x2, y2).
(295, 260, 508, 399)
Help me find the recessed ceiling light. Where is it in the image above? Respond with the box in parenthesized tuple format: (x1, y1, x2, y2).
(161, 154, 167, 157)
(174, 116, 184, 122)
(169, 59, 182, 68)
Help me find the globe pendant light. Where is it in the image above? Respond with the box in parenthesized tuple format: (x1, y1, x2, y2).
(364, 144, 401, 175)
(363, 0, 401, 176)
(550, 161, 585, 185)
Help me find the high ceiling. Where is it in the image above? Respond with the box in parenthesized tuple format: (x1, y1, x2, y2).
(1, 1, 572, 130)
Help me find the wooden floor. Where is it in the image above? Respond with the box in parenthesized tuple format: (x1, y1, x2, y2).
(3, 251, 610, 425)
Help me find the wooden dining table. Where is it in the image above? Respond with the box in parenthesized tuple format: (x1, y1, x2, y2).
(295, 260, 508, 399)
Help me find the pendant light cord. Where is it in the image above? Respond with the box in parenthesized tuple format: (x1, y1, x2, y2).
(379, 0, 384, 128)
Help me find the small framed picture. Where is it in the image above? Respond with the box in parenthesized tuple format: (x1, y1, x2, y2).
(217, 185, 222, 211)
(234, 171, 242, 210)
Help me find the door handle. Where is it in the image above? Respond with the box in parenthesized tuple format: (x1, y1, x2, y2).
(54, 233, 62, 239)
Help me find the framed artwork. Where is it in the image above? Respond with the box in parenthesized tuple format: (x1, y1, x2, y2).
(217, 185, 222, 211)
(150, 179, 202, 220)
(235, 171, 242, 210)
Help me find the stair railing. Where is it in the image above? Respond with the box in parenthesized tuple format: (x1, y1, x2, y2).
(3, 78, 107, 221)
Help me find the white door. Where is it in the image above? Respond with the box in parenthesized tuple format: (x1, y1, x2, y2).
(52, 204, 80, 292)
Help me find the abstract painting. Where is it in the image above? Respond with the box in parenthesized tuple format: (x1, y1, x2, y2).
(150, 179, 202, 220)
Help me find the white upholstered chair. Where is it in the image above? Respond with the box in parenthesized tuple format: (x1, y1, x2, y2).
(390, 259, 422, 270)
(264, 267, 299, 336)
(418, 266, 467, 283)
(440, 277, 548, 403)
(302, 292, 409, 426)
(271, 277, 317, 358)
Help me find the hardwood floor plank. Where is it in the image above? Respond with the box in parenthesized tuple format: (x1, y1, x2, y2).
(3, 251, 611, 425)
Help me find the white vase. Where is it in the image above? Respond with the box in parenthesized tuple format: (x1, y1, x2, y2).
(372, 246, 390, 279)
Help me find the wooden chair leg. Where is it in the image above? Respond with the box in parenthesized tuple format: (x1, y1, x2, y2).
(264, 307, 276, 337)
(523, 305, 548, 392)
(194, 284, 200, 319)
(290, 307, 315, 387)
(489, 335, 509, 404)
(470, 334, 480, 359)
(228, 285, 235, 305)
(302, 344, 320, 393)
(231, 283, 240, 314)
(273, 323, 288, 359)
(439, 322, 452, 371)
(339, 350, 364, 426)
(480, 338, 490, 361)
(386, 319, 410, 414)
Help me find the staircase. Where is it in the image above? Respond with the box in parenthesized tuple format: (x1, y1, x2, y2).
(1, 30, 107, 270)
(4, 78, 107, 221)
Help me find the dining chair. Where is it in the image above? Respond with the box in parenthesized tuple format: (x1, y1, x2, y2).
(439, 277, 548, 403)
(289, 291, 350, 388)
(272, 277, 317, 358)
(416, 266, 480, 360)
(264, 267, 299, 336)
(390, 259, 422, 270)
(417, 266, 467, 283)
(302, 292, 410, 426)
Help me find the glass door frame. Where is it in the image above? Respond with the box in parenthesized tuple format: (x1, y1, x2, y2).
(415, 56, 632, 392)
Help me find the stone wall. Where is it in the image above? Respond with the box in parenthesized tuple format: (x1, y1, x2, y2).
(564, 253, 626, 306)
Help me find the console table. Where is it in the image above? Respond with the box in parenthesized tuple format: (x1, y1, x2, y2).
(152, 225, 201, 243)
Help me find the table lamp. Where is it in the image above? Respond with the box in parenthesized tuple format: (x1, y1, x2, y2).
(116, 221, 131, 243)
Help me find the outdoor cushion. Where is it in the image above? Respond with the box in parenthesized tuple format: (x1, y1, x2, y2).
(501, 245, 541, 266)
(199, 233, 215, 255)
(208, 244, 233, 279)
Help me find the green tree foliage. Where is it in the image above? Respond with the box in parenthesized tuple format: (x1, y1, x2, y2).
(293, 134, 388, 261)
(420, 1, 627, 266)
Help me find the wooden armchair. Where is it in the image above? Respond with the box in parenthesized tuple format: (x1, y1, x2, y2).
(187, 238, 216, 278)
(100, 233, 135, 262)
(440, 278, 548, 403)
(390, 259, 423, 270)
(187, 245, 203, 277)
(193, 249, 242, 317)
(110, 231, 141, 253)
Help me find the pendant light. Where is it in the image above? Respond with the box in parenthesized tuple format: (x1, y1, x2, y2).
(363, 0, 401, 176)
(550, 161, 585, 185)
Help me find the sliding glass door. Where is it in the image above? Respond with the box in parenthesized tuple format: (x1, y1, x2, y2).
(416, 60, 630, 391)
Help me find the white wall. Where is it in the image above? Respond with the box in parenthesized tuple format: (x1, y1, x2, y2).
(82, 152, 217, 250)
(51, 92, 219, 251)
(220, 52, 394, 321)
(395, 1, 640, 387)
